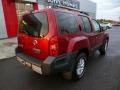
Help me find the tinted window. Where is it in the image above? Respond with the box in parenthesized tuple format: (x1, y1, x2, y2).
(56, 12, 78, 34)
(79, 16, 85, 31)
(80, 16, 91, 33)
(92, 19, 101, 32)
(19, 12, 48, 38)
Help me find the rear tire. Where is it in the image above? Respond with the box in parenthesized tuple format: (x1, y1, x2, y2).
(72, 53, 87, 80)
(99, 39, 108, 55)
(63, 53, 87, 80)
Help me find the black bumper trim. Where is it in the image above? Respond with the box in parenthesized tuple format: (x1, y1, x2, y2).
(16, 53, 42, 66)
(15, 47, 78, 75)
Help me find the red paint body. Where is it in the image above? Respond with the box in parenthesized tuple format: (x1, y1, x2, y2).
(17, 8, 108, 62)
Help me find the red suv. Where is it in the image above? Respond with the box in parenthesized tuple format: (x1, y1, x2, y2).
(16, 8, 109, 80)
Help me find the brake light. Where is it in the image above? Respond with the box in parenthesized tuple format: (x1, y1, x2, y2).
(49, 36, 59, 56)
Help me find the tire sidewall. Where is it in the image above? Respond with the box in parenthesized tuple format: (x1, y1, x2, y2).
(72, 53, 87, 79)
(99, 39, 108, 55)
(105, 40, 108, 51)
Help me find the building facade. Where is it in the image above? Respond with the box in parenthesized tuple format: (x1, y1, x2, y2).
(0, 0, 38, 39)
(80, 0, 96, 19)
(0, 0, 96, 39)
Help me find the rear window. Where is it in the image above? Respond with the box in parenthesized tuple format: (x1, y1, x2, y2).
(19, 12, 48, 38)
(56, 12, 79, 34)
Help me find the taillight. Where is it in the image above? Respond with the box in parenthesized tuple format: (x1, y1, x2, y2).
(49, 36, 59, 56)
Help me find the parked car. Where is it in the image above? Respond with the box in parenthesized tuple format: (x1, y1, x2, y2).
(16, 8, 109, 80)
(100, 23, 112, 29)
(112, 24, 120, 26)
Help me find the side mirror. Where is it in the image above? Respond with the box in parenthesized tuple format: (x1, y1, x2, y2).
(101, 26, 107, 31)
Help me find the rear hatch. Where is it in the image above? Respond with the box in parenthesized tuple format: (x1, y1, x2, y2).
(18, 12, 49, 61)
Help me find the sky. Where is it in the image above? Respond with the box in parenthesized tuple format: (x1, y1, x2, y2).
(90, 0, 120, 21)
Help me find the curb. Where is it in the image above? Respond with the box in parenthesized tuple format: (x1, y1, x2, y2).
(0, 56, 16, 62)
(0, 37, 17, 40)
(0, 54, 15, 60)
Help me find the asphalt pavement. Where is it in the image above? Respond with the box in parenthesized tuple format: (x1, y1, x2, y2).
(0, 26, 120, 90)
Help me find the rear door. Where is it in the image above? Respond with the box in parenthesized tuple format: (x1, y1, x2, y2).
(78, 15, 96, 51)
(18, 12, 49, 60)
(55, 11, 80, 54)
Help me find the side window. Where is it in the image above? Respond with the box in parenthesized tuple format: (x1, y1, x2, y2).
(92, 19, 101, 32)
(79, 16, 92, 33)
(56, 12, 79, 34)
(79, 16, 85, 31)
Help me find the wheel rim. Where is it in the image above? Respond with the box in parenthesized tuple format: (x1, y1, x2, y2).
(76, 57, 85, 76)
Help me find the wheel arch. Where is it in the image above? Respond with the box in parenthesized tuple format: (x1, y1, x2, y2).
(67, 36, 90, 53)
(77, 48, 89, 58)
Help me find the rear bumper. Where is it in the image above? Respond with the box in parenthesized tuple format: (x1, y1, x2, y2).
(15, 47, 77, 75)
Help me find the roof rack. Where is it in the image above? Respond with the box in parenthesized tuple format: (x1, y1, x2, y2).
(79, 11, 89, 16)
(52, 5, 89, 16)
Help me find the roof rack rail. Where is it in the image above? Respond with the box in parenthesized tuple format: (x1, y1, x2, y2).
(80, 11, 89, 16)
(52, 5, 89, 16)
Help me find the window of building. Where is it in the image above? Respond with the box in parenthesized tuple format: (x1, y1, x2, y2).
(16, 3, 33, 21)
